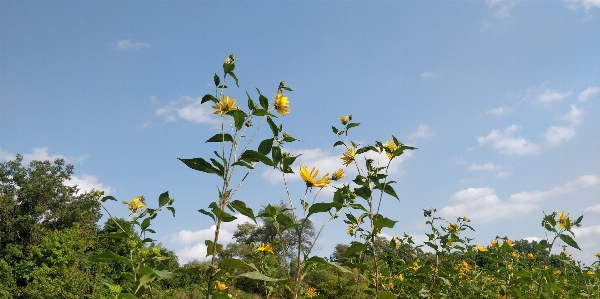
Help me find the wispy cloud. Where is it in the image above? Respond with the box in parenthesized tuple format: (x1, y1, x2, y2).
(583, 203, 600, 215)
(155, 96, 220, 126)
(578, 86, 600, 102)
(408, 124, 434, 141)
(487, 0, 516, 18)
(487, 106, 510, 116)
(0, 146, 88, 165)
(544, 126, 576, 145)
(524, 83, 572, 104)
(66, 174, 114, 195)
(116, 39, 150, 50)
(468, 163, 500, 171)
(440, 175, 600, 222)
(477, 125, 540, 155)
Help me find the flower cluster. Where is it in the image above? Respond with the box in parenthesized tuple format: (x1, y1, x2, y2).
(122, 195, 146, 214)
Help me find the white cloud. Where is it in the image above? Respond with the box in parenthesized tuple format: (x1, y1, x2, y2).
(468, 163, 500, 171)
(544, 126, 576, 145)
(537, 89, 571, 103)
(560, 105, 584, 126)
(0, 147, 15, 161)
(487, 106, 510, 116)
(22, 147, 68, 164)
(171, 214, 251, 263)
(578, 86, 600, 102)
(571, 224, 600, 239)
(66, 174, 114, 195)
(578, 0, 600, 10)
(155, 96, 220, 126)
(440, 175, 600, 222)
(116, 39, 150, 50)
(583, 204, 600, 215)
(496, 171, 511, 178)
(487, 0, 516, 18)
(523, 236, 542, 242)
(478, 125, 540, 155)
(408, 124, 434, 140)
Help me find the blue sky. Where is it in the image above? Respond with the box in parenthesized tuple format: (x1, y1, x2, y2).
(1, 0, 599, 265)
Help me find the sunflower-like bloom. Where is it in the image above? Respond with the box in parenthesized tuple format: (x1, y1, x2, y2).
(558, 211, 568, 228)
(385, 282, 395, 290)
(504, 239, 515, 247)
(257, 243, 274, 254)
(216, 281, 228, 291)
(306, 287, 317, 299)
(410, 261, 420, 271)
(347, 225, 355, 235)
(122, 195, 146, 214)
(384, 140, 399, 159)
(339, 115, 349, 125)
(273, 93, 290, 116)
(331, 168, 345, 181)
(446, 238, 453, 246)
(476, 243, 488, 252)
(588, 270, 595, 275)
(447, 223, 459, 234)
(527, 253, 535, 259)
(341, 147, 356, 166)
(511, 251, 520, 260)
(462, 216, 469, 221)
(490, 240, 499, 248)
(395, 274, 404, 281)
(212, 95, 238, 115)
(595, 252, 600, 258)
(299, 165, 330, 188)
(460, 260, 472, 273)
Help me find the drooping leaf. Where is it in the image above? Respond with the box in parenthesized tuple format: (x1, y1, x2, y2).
(240, 150, 273, 166)
(267, 117, 278, 137)
(141, 218, 151, 230)
(199, 209, 216, 222)
(214, 73, 220, 87)
(201, 94, 218, 104)
(232, 109, 247, 131)
(178, 158, 221, 176)
(230, 200, 256, 223)
(211, 206, 238, 222)
(231, 160, 254, 169)
(307, 202, 342, 219)
(346, 123, 360, 130)
(237, 271, 285, 281)
(559, 234, 581, 250)
(257, 88, 269, 109)
(101, 195, 117, 202)
(228, 71, 239, 87)
(206, 133, 234, 143)
(158, 191, 170, 207)
(333, 141, 344, 147)
(378, 184, 399, 200)
(166, 206, 176, 217)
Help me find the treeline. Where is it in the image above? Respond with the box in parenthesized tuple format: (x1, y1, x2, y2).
(1, 156, 598, 298)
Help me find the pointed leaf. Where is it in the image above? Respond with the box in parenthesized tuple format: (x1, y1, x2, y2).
(214, 73, 220, 87)
(343, 241, 368, 257)
(267, 117, 278, 137)
(307, 202, 342, 219)
(220, 258, 252, 270)
(306, 256, 351, 273)
(88, 250, 131, 265)
(158, 191, 170, 207)
(154, 269, 177, 279)
(202, 94, 218, 104)
(257, 88, 268, 109)
(228, 71, 239, 87)
(101, 195, 117, 202)
(178, 158, 221, 176)
(230, 200, 256, 223)
(206, 133, 234, 143)
(199, 209, 216, 222)
(237, 271, 285, 281)
(559, 234, 581, 250)
(258, 138, 274, 155)
(240, 150, 273, 166)
(205, 240, 223, 256)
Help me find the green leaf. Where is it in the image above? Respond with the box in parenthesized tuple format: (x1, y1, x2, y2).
(267, 117, 278, 137)
(166, 206, 175, 217)
(333, 141, 344, 147)
(212, 293, 232, 299)
(220, 258, 252, 270)
(202, 94, 218, 104)
(237, 271, 285, 282)
(141, 218, 151, 230)
(232, 109, 247, 131)
(228, 71, 239, 87)
(153, 269, 177, 280)
(354, 187, 372, 200)
(535, 239, 549, 251)
(210, 158, 224, 174)
(373, 214, 397, 231)
(246, 91, 255, 110)
(100, 232, 129, 239)
(307, 202, 342, 219)
(199, 209, 216, 222)
(332, 126, 339, 134)
(231, 160, 254, 169)
(306, 256, 351, 273)
(214, 73, 220, 87)
(378, 184, 399, 200)
(346, 122, 360, 129)
(253, 109, 271, 116)
(205, 240, 223, 257)
(257, 88, 268, 109)
(559, 234, 581, 250)
(101, 195, 117, 202)
(158, 191, 170, 207)
(88, 251, 131, 265)
(82, 201, 97, 211)
(206, 133, 234, 143)
(240, 150, 273, 166)
(343, 242, 368, 257)
(258, 138, 274, 155)
(211, 206, 237, 222)
(117, 294, 138, 299)
(230, 200, 256, 223)
(178, 157, 221, 176)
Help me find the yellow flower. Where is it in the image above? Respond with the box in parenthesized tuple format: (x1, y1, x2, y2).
(460, 260, 472, 273)
(347, 225, 355, 235)
(331, 168, 345, 181)
(527, 253, 535, 259)
(395, 274, 404, 281)
(561, 250, 569, 257)
(339, 115, 349, 125)
(490, 240, 499, 248)
(386, 282, 394, 290)
(306, 287, 317, 299)
(446, 238, 453, 246)
(462, 216, 469, 221)
(299, 165, 330, 188)
(554, 269, 561, 275)
(504, 239, 515, 247)
(511, 251, 520, 260)
(476, 243, 488, 252)
(257, 243, 274, 254)
(273, 93, 290, 116)
(383, 140, 399, 159)
(497, 295, 507, 299)
(410, 261, 420, 271)
(212, 95, 238, 115)
(216, 281, 228, 291)
(225, 57, 231, 64)
(341, 147, 356, 166)
(595, 252, 600, 258)
(559, 211, 568, 228)
(447, 223, 459, 234)
(122, 195, 146, 214)
(587, 270, 594, 275)
(228, 294, 233, 298)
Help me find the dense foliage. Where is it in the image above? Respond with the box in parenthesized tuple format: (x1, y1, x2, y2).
(1, 55, 598, 298)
